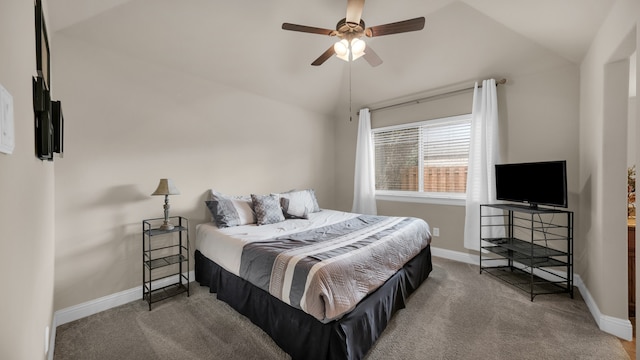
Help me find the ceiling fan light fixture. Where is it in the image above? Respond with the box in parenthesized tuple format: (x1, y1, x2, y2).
(334, 39, 350, 61)
(334, 38, 367, 62)
(350, 38, 366, 60)
(282, 0, 426, 67)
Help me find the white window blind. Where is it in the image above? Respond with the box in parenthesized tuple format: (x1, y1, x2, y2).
(372, 114, 471, 196)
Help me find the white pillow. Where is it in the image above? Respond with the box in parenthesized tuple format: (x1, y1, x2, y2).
(278, 189, 320, 219)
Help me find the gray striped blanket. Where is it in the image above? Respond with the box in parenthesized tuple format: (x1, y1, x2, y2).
(239, 215, 431, 322)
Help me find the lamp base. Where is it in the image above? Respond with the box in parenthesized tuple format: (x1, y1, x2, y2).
(159, 222, 175, 231)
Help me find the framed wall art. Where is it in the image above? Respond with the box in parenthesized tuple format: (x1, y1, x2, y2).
(33, 0, 63, 161)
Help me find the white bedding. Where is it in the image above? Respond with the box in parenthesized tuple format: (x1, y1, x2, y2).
(196, 209, 360, 276)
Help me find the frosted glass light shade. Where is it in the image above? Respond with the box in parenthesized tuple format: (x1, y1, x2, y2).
(151, 178, 180, 196)
(334, 39, 350, 62)
(351, 38, 366, 60)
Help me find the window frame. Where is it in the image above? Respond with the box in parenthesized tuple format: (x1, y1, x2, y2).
(372, 113, 472, 206)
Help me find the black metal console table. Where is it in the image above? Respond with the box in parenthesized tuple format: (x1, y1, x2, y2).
(479, 204, 573, 300)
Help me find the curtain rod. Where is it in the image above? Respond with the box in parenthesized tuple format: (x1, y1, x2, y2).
(360, 78, 507, 115)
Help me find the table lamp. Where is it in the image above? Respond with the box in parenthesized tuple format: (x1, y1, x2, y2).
(151, 178, 180, 230)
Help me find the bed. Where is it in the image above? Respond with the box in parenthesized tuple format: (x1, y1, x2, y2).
(195, 190, 433, 360)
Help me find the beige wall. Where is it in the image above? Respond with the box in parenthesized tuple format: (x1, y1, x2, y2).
(0, 0, 55, 359)
(579, 0, 639, 320)
(52, 35, 337, 310)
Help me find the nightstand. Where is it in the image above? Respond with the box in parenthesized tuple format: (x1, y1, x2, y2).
(142, 216, 189, 310)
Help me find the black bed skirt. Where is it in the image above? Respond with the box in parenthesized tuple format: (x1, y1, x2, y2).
(194, 245, 432, 360)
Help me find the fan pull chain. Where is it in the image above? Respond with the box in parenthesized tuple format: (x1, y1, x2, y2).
(349, 60, 353, 122)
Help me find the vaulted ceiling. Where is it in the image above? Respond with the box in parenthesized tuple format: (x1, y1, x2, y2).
(48, 0, 617, 117)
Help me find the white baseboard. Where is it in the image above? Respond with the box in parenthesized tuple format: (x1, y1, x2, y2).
(430, 246, 633, 341)
(573, 274, 633, 341)
(49, 271, 195, 360)
(431, 246, 480, 265)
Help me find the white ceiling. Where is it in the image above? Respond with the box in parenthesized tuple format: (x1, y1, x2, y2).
(48, 0, 617, 117)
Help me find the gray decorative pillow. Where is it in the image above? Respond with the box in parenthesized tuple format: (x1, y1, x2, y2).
(206, 190, 256, 228)
(251, 194, 285, 225)
(279, 189, 320, 219)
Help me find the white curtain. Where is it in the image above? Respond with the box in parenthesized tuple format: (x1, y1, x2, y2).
(351, 108, 378, 215)
(464, 79, 502, 250)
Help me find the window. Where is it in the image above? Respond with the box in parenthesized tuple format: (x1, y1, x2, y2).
(372, 114, 471, 204)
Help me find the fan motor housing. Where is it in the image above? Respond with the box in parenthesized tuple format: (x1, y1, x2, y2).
(336, 18, 365, 36)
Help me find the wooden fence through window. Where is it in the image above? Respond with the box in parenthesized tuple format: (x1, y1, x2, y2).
(400, 166, 467, 193)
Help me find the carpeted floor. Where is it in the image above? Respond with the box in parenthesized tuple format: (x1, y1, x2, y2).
(53, 257, 630, 359)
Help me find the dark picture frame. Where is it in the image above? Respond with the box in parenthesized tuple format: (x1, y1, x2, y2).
(35, 0, 50, 88)
(33, 0, 55, 161)
(33, 0, 64, 161)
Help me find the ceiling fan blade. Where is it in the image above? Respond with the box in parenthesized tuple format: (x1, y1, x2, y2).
(365, 17, 425, 37)
(346, 0, 365, 24)
(282, 23, 335, 36)
(363, 46, 383, 67)
(311, 46, 336, 66)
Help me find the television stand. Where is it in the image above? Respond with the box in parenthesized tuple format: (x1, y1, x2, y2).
(479, 203, 573, 301)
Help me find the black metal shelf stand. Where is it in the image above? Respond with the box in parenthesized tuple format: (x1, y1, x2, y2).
(479, 204, 573, 301)
(142, 216, 189, 310)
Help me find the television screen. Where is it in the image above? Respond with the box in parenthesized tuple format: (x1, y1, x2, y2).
(495, 160, 567, 208)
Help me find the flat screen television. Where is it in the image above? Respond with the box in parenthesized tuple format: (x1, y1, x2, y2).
(495, 160, 567, 208)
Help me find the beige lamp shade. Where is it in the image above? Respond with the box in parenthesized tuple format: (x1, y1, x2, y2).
(151, 178, 180, 196)
(151, 179, 180, 230)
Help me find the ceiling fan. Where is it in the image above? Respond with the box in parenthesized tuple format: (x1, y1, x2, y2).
(282, 0, 425, 67)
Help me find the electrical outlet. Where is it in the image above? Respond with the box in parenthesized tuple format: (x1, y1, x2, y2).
(433, 227, 440, 237)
